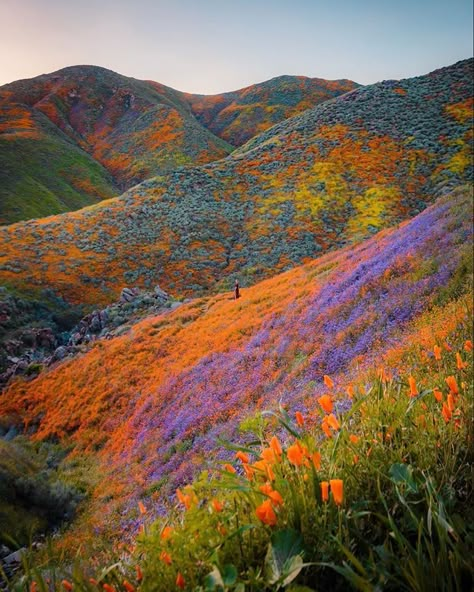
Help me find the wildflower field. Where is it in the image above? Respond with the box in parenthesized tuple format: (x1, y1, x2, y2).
(1, 184, 472, 590)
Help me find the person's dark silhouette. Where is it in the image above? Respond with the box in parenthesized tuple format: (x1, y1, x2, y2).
(234, 280, 240, 300)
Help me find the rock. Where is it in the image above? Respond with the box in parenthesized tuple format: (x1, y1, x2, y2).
(52, 345, 69, 361)
(120, 287, 140, 303)
(154, 285, 169, 300)
(2, 548, 25, 564)
(89, 312, 102, 333)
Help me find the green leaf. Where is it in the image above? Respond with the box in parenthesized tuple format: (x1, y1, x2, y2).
(265, 529, 304, 587)
(389, 463, 417, 493)
(221, 564, 238, 586)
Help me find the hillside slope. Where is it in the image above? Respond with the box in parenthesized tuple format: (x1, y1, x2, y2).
(0, 66, 357, 225)
(0, 95, 118, 224)
(184, 75, 359, 146)
(0, 59, 471, 305)
(0, 66, 233, 224)
(1, 186, 471, 538)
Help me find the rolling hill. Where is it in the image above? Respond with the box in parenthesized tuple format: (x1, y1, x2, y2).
(184, 75, 359, 146)
(0, 66, 357, 225)
(0, 59, 471, 306)
(0, 66, 233, 224)
(0, 185, 471, 545)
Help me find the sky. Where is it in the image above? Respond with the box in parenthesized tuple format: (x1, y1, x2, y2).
(0, 0, 472, 93)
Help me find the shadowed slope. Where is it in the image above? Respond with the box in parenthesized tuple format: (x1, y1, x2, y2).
(0, 59, 471, 305)
(0, 95, 118, 224)
(1, 187, 471, 536)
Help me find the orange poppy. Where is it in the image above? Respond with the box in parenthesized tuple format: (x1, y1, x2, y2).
(287, 443, 304, 466)
(464, 340, 473, 352)
(318, 394, 333, 413)
(330, 479, 344, 505)
(138, 501, 147, 515)
(321, 419, 332, 438)
(136, 565, 143, 582)
(442, 403, 452, 423)
(349, 434, 359, 444)
(312, 451, 321, 470)
(235, 451, 249, 464)
(242, 462, 255, 480)
(270, 435, 282, 457)
(346, 384, 355, 398)
(61, 583, 73, 592)
(433, 388, 443, 401)
(176, 572, 186, 589)
(295, 411, 305, 426)
(255, 499, 277, 526)
(408, 376, 418, 397)
(447, 393, 456, 412)
(456, 352, 467, 370)
(326, 414, 340, 430)
(445, 376, 459, 395)
(323, 375, 334, 389)
(433, 345, 442, 361)
(160, 551, 172, 565)
(223, 463, 236, 474)
(212, 499, 224, 512)
(161, 526, 173, 540)
(320, 481, 329, 502)
(123, 581, 135, 592)
(261, 447, 276, 463)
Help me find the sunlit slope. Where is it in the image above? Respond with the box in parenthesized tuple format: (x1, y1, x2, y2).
(184, 75, 359, 146)
(0, 59, 471, 304)
(1, 188, 471, 532)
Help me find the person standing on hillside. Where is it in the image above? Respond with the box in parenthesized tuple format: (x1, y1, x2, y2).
(234, 280, 240, 300)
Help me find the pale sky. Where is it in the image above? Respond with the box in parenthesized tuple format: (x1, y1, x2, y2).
(0, 0, 472, 93)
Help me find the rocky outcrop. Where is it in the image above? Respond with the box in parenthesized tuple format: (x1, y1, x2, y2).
(0, 285, 175, 388)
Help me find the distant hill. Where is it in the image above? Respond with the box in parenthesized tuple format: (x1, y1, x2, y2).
(0, 59, 471, 305)
(184, 75, 359, 146)
(0, 66, 357, 224)
(0, 66, 233, 224)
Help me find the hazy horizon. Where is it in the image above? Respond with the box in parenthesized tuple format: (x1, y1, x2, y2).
(1, 0, 472, 93)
